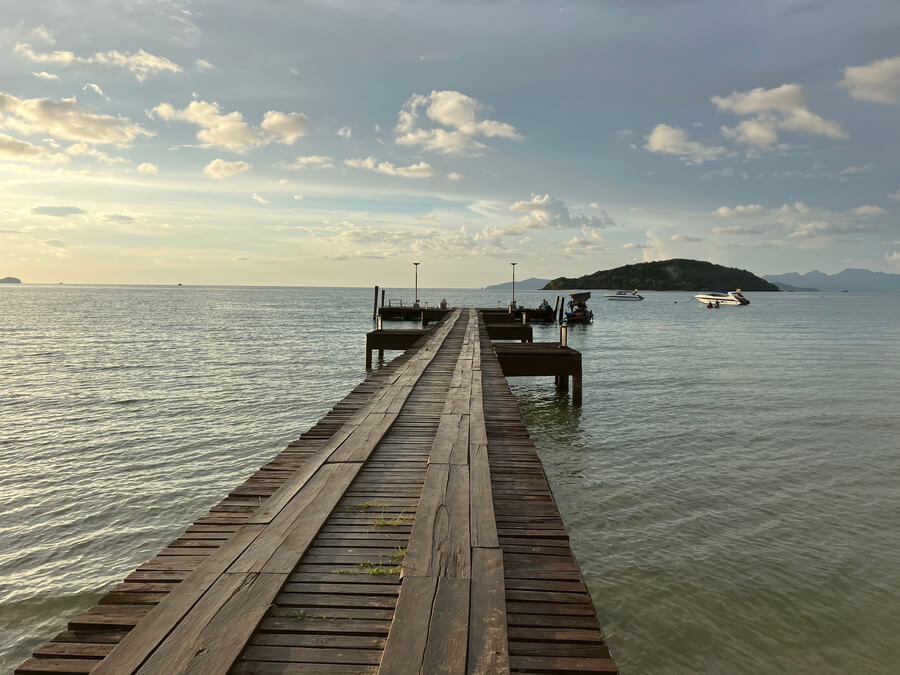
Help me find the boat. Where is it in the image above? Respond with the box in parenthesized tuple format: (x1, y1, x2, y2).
(565, 291, 594, 323)
(693, 289, 749, 306)
(604, 289, 643, 301)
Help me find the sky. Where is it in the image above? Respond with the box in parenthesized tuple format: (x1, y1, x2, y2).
(1, 0, 899, 287)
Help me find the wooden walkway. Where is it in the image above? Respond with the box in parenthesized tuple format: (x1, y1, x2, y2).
(16, 310, 616, 675)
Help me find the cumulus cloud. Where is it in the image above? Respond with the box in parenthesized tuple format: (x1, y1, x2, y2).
(475, 194, 615, 246)
(336, 126, 352, 138)
(344, 156, 434, 178)
(623, 242, 650, 249)
(32, 71, 58, 80)
(287, 155, 334, 169)
(840, 164, 874, 175)
(251, 193, 270, 204)
(15, 43, 182, 81)
(0, 132, 67, 163)
(712, 201, 886, 240)
(32, 25, 55, 44)
(712, 224, 767, 235)
(712, 84, 846, 148)
(850, 205, 886, 216)
(195, 58, 215, 70)
(714, 204, 767, 217)
(64, 142, 127, 164)
(32, 205, 85, 217)
(447, 172, 462, 181)
(137, 162, 158, 174)
(395, 90, 520, 155)
(644, 124, 727, 164)
(150, 100, 308, 151)
(671, 234, 705, 242)
(83, 83, 108, 100)
(889, 189, 900, 201)
(839, 55, 900, 104)
(203, 158, 251, 179)
(1, 91, 153, 145)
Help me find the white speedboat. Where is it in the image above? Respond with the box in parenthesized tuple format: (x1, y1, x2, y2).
(604, 290, 643, 301)
(694, 289, 749, 306)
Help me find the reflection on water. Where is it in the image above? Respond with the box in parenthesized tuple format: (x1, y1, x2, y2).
(2, 285, 900, 673)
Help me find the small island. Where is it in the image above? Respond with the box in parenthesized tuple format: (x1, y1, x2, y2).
(543, 259, 779, 291)
(1, 276, 22, 284)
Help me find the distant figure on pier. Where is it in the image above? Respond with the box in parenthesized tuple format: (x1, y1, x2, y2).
(439, 297, 448, 309)
(539, 298, 552, 311)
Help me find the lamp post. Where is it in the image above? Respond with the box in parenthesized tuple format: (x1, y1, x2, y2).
(413, 262, 420, 307)
(510, 262, 517, 310)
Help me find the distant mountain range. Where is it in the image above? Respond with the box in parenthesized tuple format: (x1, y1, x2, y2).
(483, 277, 550, 291)
(764, 269, 900, 292)
(543, 259, 778, 291)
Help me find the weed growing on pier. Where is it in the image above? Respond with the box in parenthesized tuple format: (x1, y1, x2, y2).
(371, 512, 413, 527)
(356, 501, 391, 510)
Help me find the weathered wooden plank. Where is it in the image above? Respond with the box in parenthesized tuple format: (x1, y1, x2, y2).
(508, 655, 618, 672)
(137, 572, 286, 674)
(429, 413, 468, 465)
(469, 442, 498, 549)
(421, 577, 470, 674)
(376, 576, 436, 675)
(467, 547, 509, 673)
(14, 658, 103, 674)
(402, 463, 470, 579)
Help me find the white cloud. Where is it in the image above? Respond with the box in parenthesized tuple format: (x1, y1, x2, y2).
(150, 100, 308, 151)
(887, 251, 900, 263)
(714, 204, 767, 217)
(287, 155, 334, 169)
(850, 205, 886, 216)
(336, 126, 352, 138)
(15, 43, 182, 81)
(64, 142, 127, 164)
(0, 132, 68, 163)
(251, 193, 270, 204)
(395, 90, 520, 155)
(839, 164, 875, 175)
(260, 111, 309, 144)
(83, 83, 108, 100)
(195, 58, 215, 70)
(32, 71, 58, 80)
(137, 162, 158, 174)
(644, 124, 727, 164)
(889, 190, 900, 201)
(475, 194, 615, 246)
(712, 84, 846, 148)
(32, 205, 85, 217)
(344, 156, 434, 178)
(623, 242, 650, 249)
(203, 158, 251, 179)
(447, 172, 462, 181)
(671, 234, 704, 242)
(32, 25, 55, 44)
(712, 224, 767, 235)
(839, 55, 900, 104)
(0, 92, 153, 145)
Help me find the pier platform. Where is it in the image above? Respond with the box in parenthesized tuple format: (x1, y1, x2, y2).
(16, 309, 614, 674)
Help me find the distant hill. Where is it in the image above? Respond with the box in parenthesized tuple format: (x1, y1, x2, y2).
(543, 259, 778, 291)
(765, 269, 900, 292)
(1, 276, 22, 284)
(772, 282, 820, 292)
(483, 277, 550, 291)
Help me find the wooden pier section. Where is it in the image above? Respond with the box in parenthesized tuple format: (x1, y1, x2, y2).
(16, 310, 615, 675)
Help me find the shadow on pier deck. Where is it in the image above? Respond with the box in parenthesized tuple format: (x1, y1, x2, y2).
(16, 309, 614, 675)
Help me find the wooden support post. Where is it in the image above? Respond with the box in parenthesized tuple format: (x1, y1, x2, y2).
(558, 374, 568, 393)
(378, 348, 384, 361)
(573, 372, 582, 405)
(373, 285, 379, 320)
(381, 288, 386, 308)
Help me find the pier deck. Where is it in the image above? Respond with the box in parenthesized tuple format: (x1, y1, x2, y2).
(16, 309, 615, 675)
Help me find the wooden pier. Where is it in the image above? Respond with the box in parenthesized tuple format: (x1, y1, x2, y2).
(16, 309, 613, 675)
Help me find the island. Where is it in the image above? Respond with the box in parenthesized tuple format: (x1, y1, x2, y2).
(1, 276, 22, 284)
(543, 259, 779, 291)
(484, 276, 551, 291)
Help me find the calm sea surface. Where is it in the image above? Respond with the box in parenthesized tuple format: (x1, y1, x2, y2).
(1, 284, 899, 673)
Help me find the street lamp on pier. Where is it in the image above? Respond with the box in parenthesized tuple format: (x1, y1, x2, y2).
(510, 262, 517, 310)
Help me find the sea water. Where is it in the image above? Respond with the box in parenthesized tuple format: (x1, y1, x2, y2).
(1, 285, 898, 673)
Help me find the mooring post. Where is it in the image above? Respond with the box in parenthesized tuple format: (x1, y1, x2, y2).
(573, 372, 582, 405)
(373, 285, 379, 320)
(421, 311, 426, 327)
(560, 324, 567, 347)
(365, 333, 372, 369)
(381, 289, 385, 308)
(522, 311, 527, 325)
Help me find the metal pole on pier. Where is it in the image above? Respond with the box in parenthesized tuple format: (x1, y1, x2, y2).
(413, 262, 420, 307)
(373, 285, 379, 320)
(510, 262, 517, 309)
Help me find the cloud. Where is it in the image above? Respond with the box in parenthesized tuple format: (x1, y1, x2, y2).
(714, 204, 767, 217)
(671, 234, 704, 242)
(712, 84, 846, 148)
(203, 158, 251, 179)
(447, 172, 462, 181)
(712, 224, 767, 235)
(850, 205, 886, 216)
(839, 55, 900, 104)
(260, 111, 309, 144)
(15, 43, 182, 81)
(889, 190, 900, 201)
(336, 126, 352, 138)
(32, 25, 55, 44)
(32, 71, 58, 80)
(137, 162, 158, 174)
(344, 157, 434, 178)
(287, 155, 334, 169)
(150, 100, 308, 151)
(251, 193, 270, 204)
(83, 83, 108, 100)
(64, 142, 127, 164)
(839, 164, 874, 175)
(623, 242, 650, 249)
(195, 58, 214, 70)
(475, 194, 615, 246)
(43, 239, 66, 247)
(1, 91, 153, 145)
(395, 90, 520, 155)
(32, 205, 85, 217)
(293, 194, 303, 200)
(106, 214, 134, 223)
(0, 132, 68, 163)
(701, 167, 735, 180)
(887, 251, 900, 263)
(644, 124, 727, 164)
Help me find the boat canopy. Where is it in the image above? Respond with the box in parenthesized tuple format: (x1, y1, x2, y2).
(570, 291, 591, 302)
